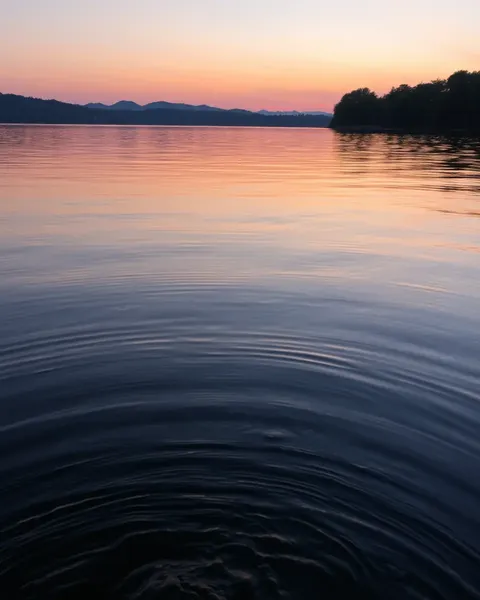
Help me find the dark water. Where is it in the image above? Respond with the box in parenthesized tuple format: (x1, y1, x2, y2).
(0, 126, 479, 599)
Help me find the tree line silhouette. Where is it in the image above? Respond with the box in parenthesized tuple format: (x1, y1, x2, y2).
(331, 71, 480, 132)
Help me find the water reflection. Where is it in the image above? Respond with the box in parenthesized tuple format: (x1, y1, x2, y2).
(0, 126, 479, 599)
(335, 132, 480, 198)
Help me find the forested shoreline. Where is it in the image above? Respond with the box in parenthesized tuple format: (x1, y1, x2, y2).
(331, 71, 480, 133)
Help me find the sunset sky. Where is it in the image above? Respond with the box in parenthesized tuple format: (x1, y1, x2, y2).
(2, 0, 479, 111)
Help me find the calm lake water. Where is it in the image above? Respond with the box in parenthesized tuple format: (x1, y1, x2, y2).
(0, 125, 479, 599)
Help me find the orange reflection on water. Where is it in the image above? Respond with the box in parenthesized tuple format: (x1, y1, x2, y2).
(0, 126, 478, 269)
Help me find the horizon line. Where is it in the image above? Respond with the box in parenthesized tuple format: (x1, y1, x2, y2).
(1, 90, 334, 115)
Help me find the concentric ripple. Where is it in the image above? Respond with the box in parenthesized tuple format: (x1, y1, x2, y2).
(1, 289, 480, 599)
(1, 126, 480, 599)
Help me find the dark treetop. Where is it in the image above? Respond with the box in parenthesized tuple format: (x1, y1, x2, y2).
(330, 70, 480, 133)
(0, 93, 332, 128)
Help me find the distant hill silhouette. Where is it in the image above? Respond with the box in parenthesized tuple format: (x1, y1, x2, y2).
(106, 100, 144, 111)
(85, 100, 225, 112)
(331, 70, 480, 133)
(85, 101, 332, 117)
(0, 93, 332, 127)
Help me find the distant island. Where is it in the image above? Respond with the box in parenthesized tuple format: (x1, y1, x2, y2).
(0, 93, 332, 128)
(331, 70, 480, 133)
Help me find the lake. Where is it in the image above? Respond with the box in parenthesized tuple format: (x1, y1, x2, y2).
(0, 125, 479, 599)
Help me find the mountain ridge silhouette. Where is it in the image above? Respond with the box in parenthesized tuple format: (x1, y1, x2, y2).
(85, 101, 332, 117)
(0, 93, 332, 127)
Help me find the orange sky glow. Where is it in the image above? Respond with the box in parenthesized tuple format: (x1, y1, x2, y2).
(2, 1, 479, 112)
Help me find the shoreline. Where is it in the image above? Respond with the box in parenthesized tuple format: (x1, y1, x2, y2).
(331, 125, 480, 136)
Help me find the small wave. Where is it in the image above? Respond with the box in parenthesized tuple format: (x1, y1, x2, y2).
(1, 360, 480, 599)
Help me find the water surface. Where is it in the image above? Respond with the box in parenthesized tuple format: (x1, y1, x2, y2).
(0, 126, 479, 599)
